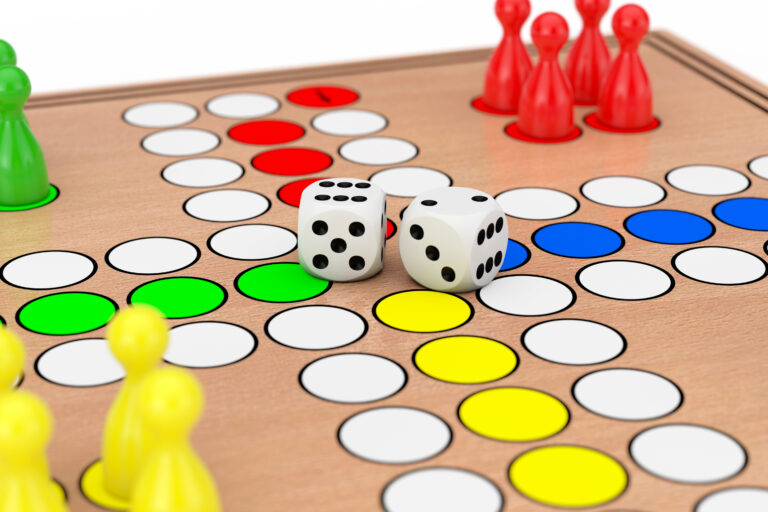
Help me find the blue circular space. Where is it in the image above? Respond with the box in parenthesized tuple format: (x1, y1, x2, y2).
(713, 198, 768, 231)
(533, 222, 624, 258)
(500, 239, 531, 271)
(625, 209, 714, 244)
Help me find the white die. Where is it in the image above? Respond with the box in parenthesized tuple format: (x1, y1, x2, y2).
(298, 178, 386, 282)
(399, 187, 508, 292)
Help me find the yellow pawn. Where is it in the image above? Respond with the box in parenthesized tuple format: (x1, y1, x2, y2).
(0, 391, 68, 512)
(102, 305, 169, 501)
(0, 326, 25, 393)
(131, 367, 221, 512)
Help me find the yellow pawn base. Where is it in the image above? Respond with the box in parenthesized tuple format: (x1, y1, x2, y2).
(80, 460, 130, 511)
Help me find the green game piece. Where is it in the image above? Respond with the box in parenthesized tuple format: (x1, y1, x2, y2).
(0, 40, 16, 67)
(128, 277, 226, 319)
(0, 66, 50, 207)
(236, 262, 331, 303)
(17, 292, 117, 335)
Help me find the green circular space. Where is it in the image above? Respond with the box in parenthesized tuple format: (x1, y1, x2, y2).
(0, 185, 59, 212)
(17, 292, 116, 335)
(128, 277, 226, 319)
(236, 263, 330, 303)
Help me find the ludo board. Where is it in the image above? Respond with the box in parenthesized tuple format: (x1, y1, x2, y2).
(2, 30, 768, 511)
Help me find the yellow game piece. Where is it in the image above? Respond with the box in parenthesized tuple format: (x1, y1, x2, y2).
(101, 305, 169, 501)
(0, 326, 25, 393)
(131, 367, 221, 512)
(0, 390, 68, 512)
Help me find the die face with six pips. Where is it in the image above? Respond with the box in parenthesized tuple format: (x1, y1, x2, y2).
(298, 178, 386, 282)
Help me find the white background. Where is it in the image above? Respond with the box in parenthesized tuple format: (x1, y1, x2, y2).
(2, 0, 767, 94)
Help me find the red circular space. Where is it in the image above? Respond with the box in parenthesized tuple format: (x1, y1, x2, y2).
(584, 112, 661, 133)
(504, 122, 582, 144)
(228, 120, 305, 145)
(252, 148, 332, 176)
(287, 86, 359, 108)
(386, 219, 397, 240)
(471, 96, 518, 116)
(278, 178, 322, 207)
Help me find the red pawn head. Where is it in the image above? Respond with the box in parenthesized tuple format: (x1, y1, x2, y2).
(531, 12, 569, 60)
(496, 0, 531, 32)
(613, 4, 649, 51)
(575, 0, 610, 25)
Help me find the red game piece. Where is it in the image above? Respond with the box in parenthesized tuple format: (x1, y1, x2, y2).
(596, 4, 654, 130)
(565, 0, 611, 105)
(517, 13, 577, 141)
(481, 0, 533, 113)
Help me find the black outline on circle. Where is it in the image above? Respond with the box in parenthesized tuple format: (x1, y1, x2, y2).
(693, 486, 768, 512)
(251, 146, 334, 177)
(235, 262, 332, 304)
(469, 95, 517, 117)
(226, 118, 306, 146)
(494, 187, 581, 221)
(712, 197, 768, 232)
(121, 101, 199, 128)
(476, 274, 577, 317)
(0, 184, 60, 212)
(140, 127, 220, 157)
(747, 155, 768, 180)
(35, 338, 124, 388)
(381, 466, 504, 512)
(182, 188, 272, 223)
(671, 246, 768, 286)
(285, 84, 361, 109)
(386, 218, 397, 240)
(204, 92, 281, 120)
(623, 209, 716, 245)
(53, 479, 68, 502)
(126, 276, 228, 319)
(765, 240, 768, 257)
(628, 423, 748, 485)
(576, 260, 676, 302)
(0, 250, 98, 290)
(458, 386, 571, 444)
(372, 289, 474, 334)
(160, 157, 245, 189)
(207, 224, 297, 261)
(16, 292, 118, 337)
(368, 166, 453, 198)
(0, 315, 4, 325)
(504, 122, 583, 144)
(276, 178, 323, 208)
(13, 372, 24, 389)
(338, 136, 420, 167)
(398, 205, 407, 220)
(298, 352, 407, 404)
(79, 459, 126, 511)
(264, 304, 366, 350)
(311, 108, 389, 137)
(412, 335, 519, 385)
(163, 320, 257, 370)
(583, 112, 662, 134)
(665, 164, 752, 196)
(571, 367, 684, 422)
(499, 239, 532, 272)
(105, 236, 201, 276)
(509, 444, 630, 508)
(531, 222, 626, 259)
(337, 405, 453, 465)
(521, 318, 627, 367)
(580, 175, 667, 208)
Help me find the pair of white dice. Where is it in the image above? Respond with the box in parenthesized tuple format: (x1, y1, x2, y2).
(298, 178, 508, 293)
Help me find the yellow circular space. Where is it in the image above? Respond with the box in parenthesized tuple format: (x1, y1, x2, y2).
(459, 387, 569, 442)
(374, 290, 473, 333)
(80, 460, 130, 510)
(414, 336, 518, 384)
(509, 445, 628, 508)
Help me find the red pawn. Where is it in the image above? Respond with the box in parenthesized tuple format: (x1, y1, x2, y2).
(596, 4, 655, 130)
(482, 0, 532, 113)
(565, 0, 611, 105)
(517, 13, 576, 140)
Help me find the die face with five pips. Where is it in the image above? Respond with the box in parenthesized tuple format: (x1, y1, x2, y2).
(298, 178, 386, 282)
(399, 187, 508, 293)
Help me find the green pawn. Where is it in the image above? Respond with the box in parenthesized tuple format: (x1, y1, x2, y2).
(0, 40, 16, 67)
(0, 66, 49, 207)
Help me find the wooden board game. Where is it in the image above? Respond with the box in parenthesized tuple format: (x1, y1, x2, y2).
(3, 30, 768, 511)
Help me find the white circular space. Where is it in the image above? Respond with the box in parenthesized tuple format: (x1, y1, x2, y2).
(1, 251, 95, 289)
(522, 319, 625, 365)
(206, 93, 280, 119)
(184, 189, 270, 222)
(582, 176, 666, 208)
(370, 167, 452, 197)
(478, 275, 574, 316)
(697, 487, 768, 512)
(164, 322, 256, 368)
(339, 137, 418, 166)
(749, 156, 768, 179)
(124, 101, 198, 128)
(673, 247, 766, 285)
(36, 338, 124, 387)
(142, 128, 220, 157)
(266, 305, 367, 350)
(666, 165, 750, 196)
(312, 109, 387, 136)
(383, 468, 503, 512)
(106, 237, 199, 275)
(300, 353, 406, 403)
(162, 157, 244, 188)
(208, 224, 296, 260)
(496, 187, 578, 220)
(578, 261, 673, 300)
